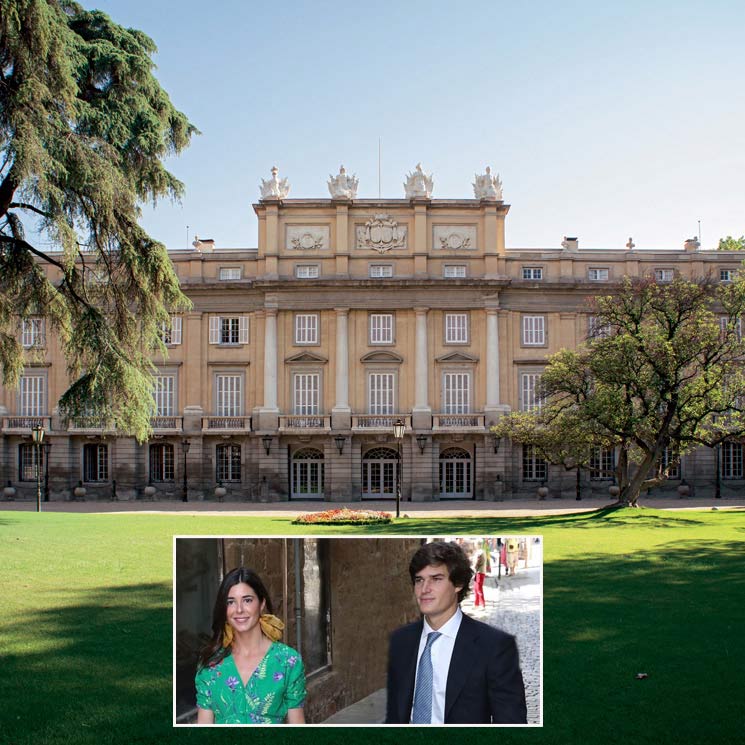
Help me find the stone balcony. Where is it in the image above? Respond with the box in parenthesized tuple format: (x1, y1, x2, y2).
(432, 413, 486, 431)
(2, 415, 53, 434)
(351, 414, 412, 432)
(201, 416, 252, 433)
(67, 417, 117, 435)
(150, 416, 184, 433)
(278, 415, 331, 433)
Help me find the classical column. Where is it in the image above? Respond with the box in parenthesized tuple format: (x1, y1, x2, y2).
(257, 306, 279, 431)
(412, 307, 431, 429)
(332, 308, 351, 429)
(484, 307, 508, 426)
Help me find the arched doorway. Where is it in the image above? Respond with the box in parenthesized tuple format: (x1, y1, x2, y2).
(361, 447, 399, 499)
(291, 448, 324, 499)
(439, 447, 472, 499)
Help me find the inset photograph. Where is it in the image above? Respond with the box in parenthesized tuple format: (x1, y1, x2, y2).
(174, 536, 542, 726)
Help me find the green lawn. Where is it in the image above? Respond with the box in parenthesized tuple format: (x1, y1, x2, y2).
(1, 508, 743, 744)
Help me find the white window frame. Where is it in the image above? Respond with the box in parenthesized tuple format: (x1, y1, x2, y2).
(522, 315, 546, 346)
(587, 315, 611, 339)
(153, 374, 176, 417)
(19, 374, 46, 416)
(720, 316, 743, 340)
(294, 314, 319, 345)
(215, 374, 243, 416)
(21, 318, 45, 348)
(660, 446, 680, 480)
(369, 313, 394, 345)
(83, 443, 109, 483)
(721, 442, 743, 479)
(369, 264, 393, 278)
(216, 443, 241, 483)
(295, 264, 319, 279)
(367, 372, 395, 415)
(160, 315, 182, 345)
(442, 371, 471, 414)
(720, 268, 736, 283)
(590, 447, 615, 480)
(522, 267, 543, 280)
(443, 264, 467, 278)
(520, 372, 542, 412)
(522, 444, 547, 481)
(149, 443, 175, 482)
(219, 267, 242, 281)
(654, 268, 674, 283)
(588, 267, 609, 282)
(293, 372, 320, 415)
(209, 315, 249, 345)
(444, 313, 469, 344)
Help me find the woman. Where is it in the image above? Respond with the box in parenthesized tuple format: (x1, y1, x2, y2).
(195, 568, 306, 724)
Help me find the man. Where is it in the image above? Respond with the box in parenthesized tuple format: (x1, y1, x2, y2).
(385, 541, 527, 724)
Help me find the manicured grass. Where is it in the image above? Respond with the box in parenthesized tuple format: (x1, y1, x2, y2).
(1, 508, 743, 744)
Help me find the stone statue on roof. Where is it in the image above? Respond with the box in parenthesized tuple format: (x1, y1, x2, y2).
(260, 166, 290, 199)
(404, 163, 433, 198)
(473, 166, 503, 200)
(328, 165, 359, 199)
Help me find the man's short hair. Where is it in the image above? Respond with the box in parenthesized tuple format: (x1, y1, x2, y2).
(409, 541, 473, 603)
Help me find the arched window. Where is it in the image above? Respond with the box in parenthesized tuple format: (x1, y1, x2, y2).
(439, 447, 472, 498)
(292, 448, 324, 498)
(361, 447, 399, 499)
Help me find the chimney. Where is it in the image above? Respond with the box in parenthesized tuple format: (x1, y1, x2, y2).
(683, 237, 700, 252)
(561, 236, 579, 251)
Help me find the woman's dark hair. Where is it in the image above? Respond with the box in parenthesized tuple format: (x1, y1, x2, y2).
(197, 567, 273, 668)
(409, 541, 473, 603)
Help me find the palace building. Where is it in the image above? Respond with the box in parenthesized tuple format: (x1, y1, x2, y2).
(1, 165, 742, 502)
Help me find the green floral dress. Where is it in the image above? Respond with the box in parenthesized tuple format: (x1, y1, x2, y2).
(195, 642, 306, 724)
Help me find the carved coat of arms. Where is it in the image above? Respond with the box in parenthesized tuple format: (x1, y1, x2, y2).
(356, 214, 407, 253)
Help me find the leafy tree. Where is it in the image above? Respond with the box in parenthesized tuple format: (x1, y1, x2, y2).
(493, 276, 745, 506)
(717, 236, 745, 251)
(0, 0, 197, 441)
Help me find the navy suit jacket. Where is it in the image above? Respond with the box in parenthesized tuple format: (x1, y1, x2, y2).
(385, 613, 527, 724)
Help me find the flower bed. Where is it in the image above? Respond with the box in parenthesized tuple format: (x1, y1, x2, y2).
(292, 508, 393, 525)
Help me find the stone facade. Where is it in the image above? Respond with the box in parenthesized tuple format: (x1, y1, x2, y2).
(2, 187, 744, 501)
(174, 537, 422, 723)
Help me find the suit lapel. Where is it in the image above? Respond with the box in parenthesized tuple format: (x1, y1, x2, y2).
(445, 614, 480, 720)
(399, 621, 423, 722)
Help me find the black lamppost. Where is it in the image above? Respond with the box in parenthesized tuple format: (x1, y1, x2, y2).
(31, 424, 44, 513)
(334, 434, 345, 455)
(181, 439, 191, 502)
(43, 441, 52, 502)
(393, 418, 405, 519)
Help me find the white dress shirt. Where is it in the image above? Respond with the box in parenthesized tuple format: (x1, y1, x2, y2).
(410, 607, 463, 724)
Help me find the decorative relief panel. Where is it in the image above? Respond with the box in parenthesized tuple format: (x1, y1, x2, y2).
(433, 225, 477, 250)
(355, 214, 407, 253)
(285, 226, 330, 251)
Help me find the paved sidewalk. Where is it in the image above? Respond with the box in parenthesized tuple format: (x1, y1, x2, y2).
(323, 564, 542, 725)
(1, 496, 741, 517)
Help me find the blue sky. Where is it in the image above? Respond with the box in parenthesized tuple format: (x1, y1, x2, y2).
(94, 0, 745, 250)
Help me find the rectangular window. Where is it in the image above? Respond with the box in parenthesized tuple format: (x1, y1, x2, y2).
(522, 444, 547, 481)
(720, 269, 736, 283)
(153, 375, 176, 416)
(83, 443, 109, 482)
(721, 442, 743, 479)
(294, 314, 319, 345)
(21, 318, 45, 348)
(520, 372, 542, 412)
(443, 372, 470, 414)
(215, 375, 242, 416)
(654, 268, 674, 283)
(209, 316, 248, 345)
(19, 375, 45, 416)
(660, 447, 680, 479)
(587, 315, 611, 339)
(590, 447, 615, 480)
(219, 267, 241, 280)
(522, 267, 543, 280)
(160, 316, 182, 345)
(216, 443, 241, 482)
(369, 264, 393, 278)
(149, 443, 175, 482)
(720, 316, 743, 340)
(445, 313, 468, 344)
(588, 268, 609, 281)
(18, 443, 40, 482)
(293, 373, 320, 415)
(522, 315, 545, 346)
(368, 372, 394, 415)
(295, 264, 319, 279)
(443, 265, 467, 278)
(369, 313, 394, 344)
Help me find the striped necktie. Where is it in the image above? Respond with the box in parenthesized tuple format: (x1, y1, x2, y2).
(411, 631, 442, 723)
